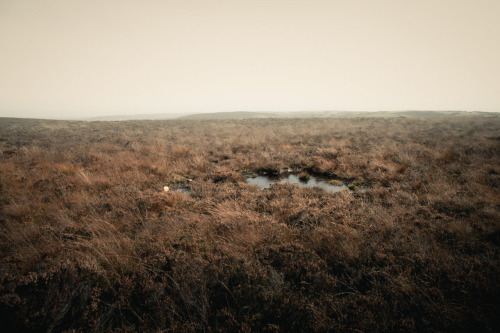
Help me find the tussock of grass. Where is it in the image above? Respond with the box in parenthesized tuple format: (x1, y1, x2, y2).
(329, 179, 344, 186)
(0, 116, 499, 331)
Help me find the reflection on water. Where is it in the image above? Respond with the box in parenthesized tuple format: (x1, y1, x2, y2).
(246, 174, 348, 193)
(171, 186, 191, 194)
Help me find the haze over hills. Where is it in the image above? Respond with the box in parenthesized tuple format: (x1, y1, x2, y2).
(178, 110, 496, 120)
(78, 110, 498, 121)
(84, 112, 190, 121)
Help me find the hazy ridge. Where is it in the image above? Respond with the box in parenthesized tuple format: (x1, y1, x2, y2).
(80, 110, 498, 121)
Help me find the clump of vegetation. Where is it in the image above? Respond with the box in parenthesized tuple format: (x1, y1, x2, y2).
(329, 179, 344, 186)
(298, 172, 310, 181)
(0, 116, 499, 332)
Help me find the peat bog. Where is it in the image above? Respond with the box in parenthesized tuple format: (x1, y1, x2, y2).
(0, 116, 499, 332)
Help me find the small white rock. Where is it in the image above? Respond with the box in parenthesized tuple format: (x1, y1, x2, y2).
(163, 186, 170, 192)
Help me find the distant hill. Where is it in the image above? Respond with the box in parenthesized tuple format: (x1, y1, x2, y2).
(177, 111, 275, 120)
(86, 113, 190, 121)
(176, 110, 497, 120)
(78, 110, 498, 121)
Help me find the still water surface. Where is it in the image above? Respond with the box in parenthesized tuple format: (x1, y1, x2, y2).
(246, 174, 348, 193)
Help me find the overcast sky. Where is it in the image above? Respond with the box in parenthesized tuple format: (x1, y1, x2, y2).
(1, 0, 499, 119)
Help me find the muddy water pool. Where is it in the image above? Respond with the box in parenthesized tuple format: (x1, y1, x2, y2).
(246, 174, 349, 193)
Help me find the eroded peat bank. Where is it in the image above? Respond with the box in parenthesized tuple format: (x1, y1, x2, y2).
(0, 116, 499, 332)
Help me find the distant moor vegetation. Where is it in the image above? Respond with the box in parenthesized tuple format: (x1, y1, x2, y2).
(0, 116, 499, 332)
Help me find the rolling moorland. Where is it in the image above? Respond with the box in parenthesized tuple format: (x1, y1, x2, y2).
(0, 115, 499, 332)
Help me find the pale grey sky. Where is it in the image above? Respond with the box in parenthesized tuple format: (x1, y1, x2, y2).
(1, 0, 499, 119)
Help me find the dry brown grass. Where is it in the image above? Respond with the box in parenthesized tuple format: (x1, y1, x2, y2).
(0, 116, 499, 332)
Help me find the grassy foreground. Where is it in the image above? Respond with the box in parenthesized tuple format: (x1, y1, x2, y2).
(0, 116, 499, 332)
